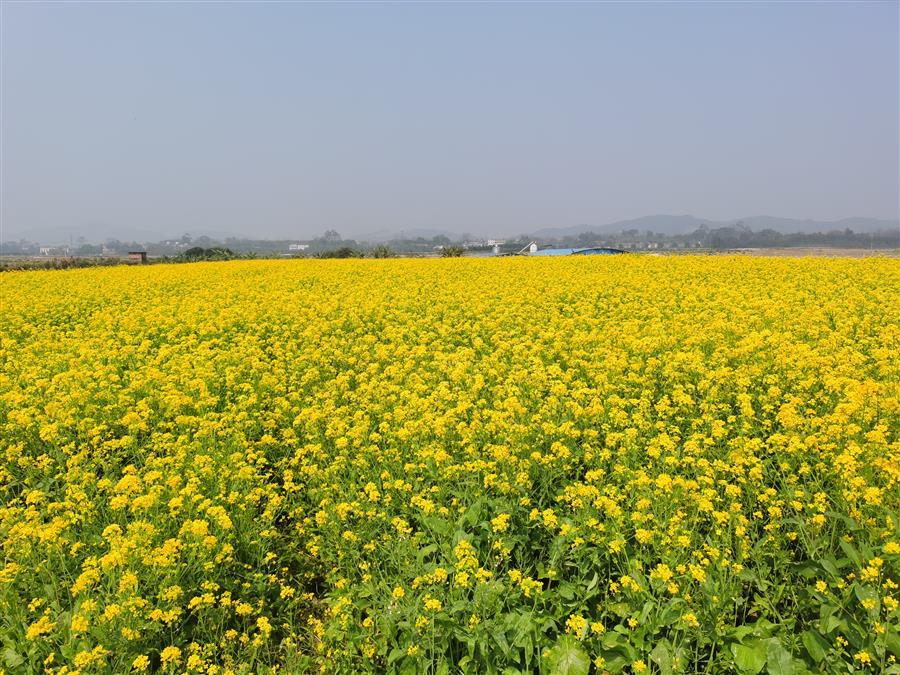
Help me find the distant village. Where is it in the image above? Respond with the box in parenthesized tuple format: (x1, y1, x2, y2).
(4, 224, 898, 263)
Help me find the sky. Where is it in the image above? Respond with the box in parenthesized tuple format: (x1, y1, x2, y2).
(1, 1, 898, 242)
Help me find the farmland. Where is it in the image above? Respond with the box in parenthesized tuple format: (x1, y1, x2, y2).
(1, 257, 898, 674)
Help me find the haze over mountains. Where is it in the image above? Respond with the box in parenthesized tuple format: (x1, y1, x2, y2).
(529, 215, 899, 240)
(5, 215, 898, 246)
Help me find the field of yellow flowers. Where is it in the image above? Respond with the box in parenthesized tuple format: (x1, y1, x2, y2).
(1, 257, 898, 674)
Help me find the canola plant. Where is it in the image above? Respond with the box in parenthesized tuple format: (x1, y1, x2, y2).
(1, 256, 898, 674)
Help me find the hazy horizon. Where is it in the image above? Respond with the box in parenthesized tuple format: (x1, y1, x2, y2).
(2, 2, 898, 241)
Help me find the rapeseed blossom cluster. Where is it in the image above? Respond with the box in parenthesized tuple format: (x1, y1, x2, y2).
(1, 256, 898, 673)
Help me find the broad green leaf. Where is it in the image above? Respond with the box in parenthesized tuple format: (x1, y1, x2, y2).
(825, 511, 856, 529)
(658, 599, 686, 625)
(765, 638, 794, 675)
(731, 626, 755, 641)
(509, 613, 534, 647)
(416, 543, 439, 561)
(601, 632, 623, 650)
(557, 582, 576, 600)
(546, 636, 590, 675)
(853, 583, 879, 611)
(886, 631, 900, 658)
(731, 641, 767, 674)
(523, 635, 534, 668)
(601, 653, 629, 673)
(821, 613, 845, 634)
(793, 562, 818, 579)
(2, 648, 24, 670)
(839, 539, 862, 568)
(650, 640, 673, 675)
(493, 628, 511, 656)
(459, 499, 484, 527)
(819, 558, 840, 577)
(801, 630, 828, 663)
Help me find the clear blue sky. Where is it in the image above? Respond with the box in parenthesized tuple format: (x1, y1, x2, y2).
(2, 1, 898, 241)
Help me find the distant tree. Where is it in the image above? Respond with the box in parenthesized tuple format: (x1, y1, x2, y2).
(179, 246, 234, 261)
(440, 246, 464, 257)
(323, 230, 342, 243)
(76, 243, 101, 255)
(370, 245, 394, 258)
(318, 247, 361, 259)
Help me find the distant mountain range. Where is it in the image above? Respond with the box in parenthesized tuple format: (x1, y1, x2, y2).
(529, 215, 899, 239)
(4, 215, 897, 245)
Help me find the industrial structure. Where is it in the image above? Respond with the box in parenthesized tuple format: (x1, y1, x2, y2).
(516, 242, 626, 257)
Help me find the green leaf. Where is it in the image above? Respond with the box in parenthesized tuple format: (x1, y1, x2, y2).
(508, 613, 534, 647)
(416, 543, 439, 562)
(886, 631, 900, 658)
(422, 518, 453, 537)
(557, 582, 576, 600)
(853, 583, 879, 610)
(458, 499, 484, 528)
(601, 632, 623, 650)
(601, 653, 629, 673)
(731, 641, 767, 674)
(821, 612, 845, 634)
(650, 640, 673, 675)
(801, 630, 828, 663)
(819, 558, 840, 577)
(546, 636, 590, 675)
(765, 638, 794, 675)
(2, 648, 24, 670)
(825, 511, 856, 529)
(657, 598, 686, 625)
(493, 628, 511, 657)
(793, 562, 818, 579)
(839, 539, 862, 568)
(731, 626, 755, 641)
(608, 602, 630, 618)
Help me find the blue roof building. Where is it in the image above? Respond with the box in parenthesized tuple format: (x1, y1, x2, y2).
(528, 246, 626, 256)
